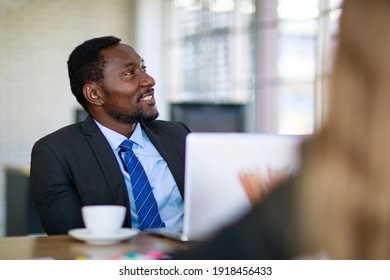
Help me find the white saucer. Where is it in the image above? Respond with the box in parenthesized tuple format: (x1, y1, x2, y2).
(68, 228, 138, 245)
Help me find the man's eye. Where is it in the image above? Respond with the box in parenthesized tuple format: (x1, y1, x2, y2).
(126, 70, 134, 75)
(142, 66, 147, 72)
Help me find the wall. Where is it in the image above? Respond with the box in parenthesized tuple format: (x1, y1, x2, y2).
(0, 0, 137, 236)
(134, 0, 167, 121)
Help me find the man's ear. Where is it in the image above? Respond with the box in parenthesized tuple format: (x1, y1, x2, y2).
(83, 83, 104, 106)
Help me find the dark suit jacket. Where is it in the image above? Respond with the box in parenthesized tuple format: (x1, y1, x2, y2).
(30, 115, 191, 235)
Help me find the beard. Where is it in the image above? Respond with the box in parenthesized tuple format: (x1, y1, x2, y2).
(108, 105, 159, 124)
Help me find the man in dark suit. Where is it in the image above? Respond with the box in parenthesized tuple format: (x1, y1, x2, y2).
(30, 36, 190, 235)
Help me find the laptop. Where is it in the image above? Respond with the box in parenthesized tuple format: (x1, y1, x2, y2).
(146, 132, 304, 242)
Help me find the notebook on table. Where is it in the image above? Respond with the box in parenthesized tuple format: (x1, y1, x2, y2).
(146, 132, 305, 242)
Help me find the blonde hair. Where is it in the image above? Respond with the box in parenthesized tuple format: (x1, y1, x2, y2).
(298, 0, 390, 259)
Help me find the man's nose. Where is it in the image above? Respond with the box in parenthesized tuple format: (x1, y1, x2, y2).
(140, 72, 155, 87)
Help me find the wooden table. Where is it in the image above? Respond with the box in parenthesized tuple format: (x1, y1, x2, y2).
(0, 232, 192, 260)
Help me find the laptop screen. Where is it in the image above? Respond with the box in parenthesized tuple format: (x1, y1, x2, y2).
(183, 132, 304, 241)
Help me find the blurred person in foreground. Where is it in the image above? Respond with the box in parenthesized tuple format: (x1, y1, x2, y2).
(175, 0, 390, 259)
(30, 36, 190, 235)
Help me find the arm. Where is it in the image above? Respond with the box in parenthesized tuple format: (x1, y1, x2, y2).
(30, 140, 84, 235)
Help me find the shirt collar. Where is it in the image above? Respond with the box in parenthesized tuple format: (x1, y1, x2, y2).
(94, 120, 145, 151)
(129, 123, 145, 149)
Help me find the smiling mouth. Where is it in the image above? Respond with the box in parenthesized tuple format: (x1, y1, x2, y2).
(140, 95, 153, 101)
(140, 88, 154, 102)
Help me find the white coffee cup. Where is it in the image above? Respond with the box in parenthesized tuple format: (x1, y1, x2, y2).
(82, 205, 126, 234)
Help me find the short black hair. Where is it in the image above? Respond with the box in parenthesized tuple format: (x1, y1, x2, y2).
(67, 36, 121, 111)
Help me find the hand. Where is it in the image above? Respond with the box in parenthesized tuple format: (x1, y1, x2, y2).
(239, 167, 290, 205)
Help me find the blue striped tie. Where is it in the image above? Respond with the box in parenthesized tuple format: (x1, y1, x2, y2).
(119, 139, 165, 230)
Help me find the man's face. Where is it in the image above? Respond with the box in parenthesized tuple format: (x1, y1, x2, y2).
(97, 43, 158, 124)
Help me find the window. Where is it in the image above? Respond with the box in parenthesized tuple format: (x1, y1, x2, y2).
(165, 0, 343, 134)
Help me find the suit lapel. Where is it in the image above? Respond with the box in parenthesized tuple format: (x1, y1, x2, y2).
(81, 116, 130, 207)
